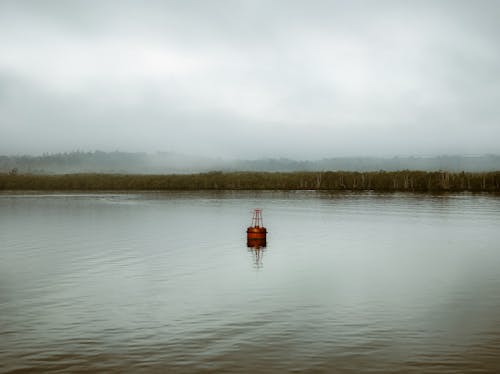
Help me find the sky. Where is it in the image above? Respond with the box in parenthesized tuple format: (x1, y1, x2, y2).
(1, 0, 499, 159)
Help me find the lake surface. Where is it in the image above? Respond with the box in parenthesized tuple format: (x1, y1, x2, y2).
(1, 191, 500, 373)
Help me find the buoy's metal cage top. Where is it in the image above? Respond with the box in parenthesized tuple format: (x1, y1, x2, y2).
(251, 209, 263, 228)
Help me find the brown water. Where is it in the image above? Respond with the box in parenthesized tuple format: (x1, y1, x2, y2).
(1, 191, 500, 373)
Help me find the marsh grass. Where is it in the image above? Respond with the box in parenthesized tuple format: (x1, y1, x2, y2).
(1, 171, 500, 192)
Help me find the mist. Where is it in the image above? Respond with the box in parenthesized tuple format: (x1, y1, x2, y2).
(1, 0, 500, 159)
(2, 151, 500, 174)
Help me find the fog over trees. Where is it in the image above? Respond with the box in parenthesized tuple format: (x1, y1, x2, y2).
(1, 151, 500, 175)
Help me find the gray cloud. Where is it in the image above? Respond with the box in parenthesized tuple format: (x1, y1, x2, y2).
(1, 0, 500, 158)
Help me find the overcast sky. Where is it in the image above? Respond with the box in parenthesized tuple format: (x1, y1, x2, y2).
(1, 0, 499, 159)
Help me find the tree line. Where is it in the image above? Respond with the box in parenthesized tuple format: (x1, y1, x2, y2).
(1, 171, 500, 192)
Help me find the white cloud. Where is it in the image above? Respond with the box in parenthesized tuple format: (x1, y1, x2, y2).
(1, 0, 500, 158)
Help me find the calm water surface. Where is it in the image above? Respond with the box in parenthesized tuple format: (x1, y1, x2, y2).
(1, 191, 500, 373)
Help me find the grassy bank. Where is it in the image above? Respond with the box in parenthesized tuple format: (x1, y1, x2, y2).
(1, 171, 500, 192)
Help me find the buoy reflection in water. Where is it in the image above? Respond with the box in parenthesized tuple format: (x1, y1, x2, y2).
(247, 245, 265, 268)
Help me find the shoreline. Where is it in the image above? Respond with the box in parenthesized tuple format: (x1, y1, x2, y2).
(1, 171, 500, 192)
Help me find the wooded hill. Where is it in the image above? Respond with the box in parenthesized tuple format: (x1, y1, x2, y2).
(2, 152, 500, 174)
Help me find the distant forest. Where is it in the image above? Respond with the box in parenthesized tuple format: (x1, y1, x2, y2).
(1, 171, 499, 192)
(1, 151, 500, 174)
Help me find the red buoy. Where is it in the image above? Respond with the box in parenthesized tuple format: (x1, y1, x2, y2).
(247, 209, 267, 248)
